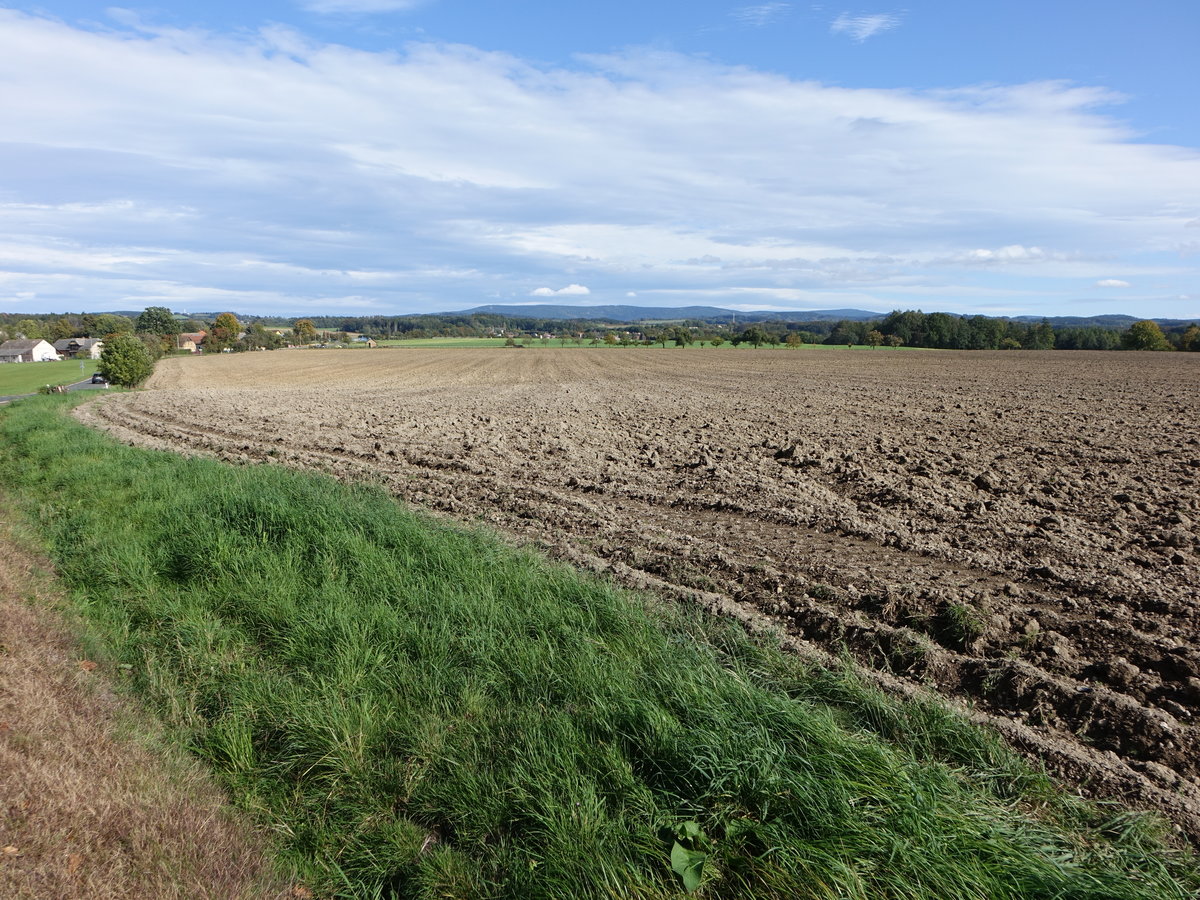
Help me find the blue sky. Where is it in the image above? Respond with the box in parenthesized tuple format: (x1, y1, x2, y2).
(1, 2, 1198, 318)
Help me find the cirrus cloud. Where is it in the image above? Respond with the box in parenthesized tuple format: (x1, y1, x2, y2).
(732, 4, 792, 27)
(830, 12, 901, 42)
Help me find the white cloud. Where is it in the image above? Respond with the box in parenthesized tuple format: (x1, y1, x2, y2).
(732, 4, 792, 26)
(830, 12, 901, 42)
(1095, 278, 1131, 287)
(531, 284, 591, 297)
(0, 10, 1197, 317)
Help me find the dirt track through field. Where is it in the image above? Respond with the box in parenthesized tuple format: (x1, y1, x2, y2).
(77, 347, 1200, 840)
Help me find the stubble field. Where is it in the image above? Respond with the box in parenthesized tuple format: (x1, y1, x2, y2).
(78, 347, 1200, 838)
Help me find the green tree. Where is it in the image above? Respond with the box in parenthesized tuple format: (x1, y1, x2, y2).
(603, 331, 618, 345)
(135, 306, 179, 335)
(1023, 321, 1055, 350)
(136, 333, 166, 360)
(244, 322, 280, 350)
(99, 332, 155, 387)
(48, 317, 76, 342)
(709, 336, 725, 347)
(207, 312, 241, 352)
(1122, 320, 1172, 351)
(1179, 324, 1200, 351)
(736, 326, 768, 348)
(93, 313, 134, 337)
(671, 326, 694, 348)
(15, 318, 43, 340)
(867, 329, 884, 349)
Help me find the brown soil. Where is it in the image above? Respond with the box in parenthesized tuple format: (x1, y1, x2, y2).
(0, 501, 298, 899)
(76, 347, 1200, 841)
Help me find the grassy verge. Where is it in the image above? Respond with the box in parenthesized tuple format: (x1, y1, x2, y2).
(0, 395, 1195, 899)
(0, 359, 98, 395)
(0, 491, 292, 899)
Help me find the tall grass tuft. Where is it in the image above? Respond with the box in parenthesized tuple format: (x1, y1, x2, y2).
(1, 395, 1196, 899)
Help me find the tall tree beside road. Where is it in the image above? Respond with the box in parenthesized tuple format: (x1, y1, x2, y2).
(98, 333, 155, 387)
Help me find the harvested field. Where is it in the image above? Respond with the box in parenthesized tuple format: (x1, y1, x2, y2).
(78, 347, 1200, 839)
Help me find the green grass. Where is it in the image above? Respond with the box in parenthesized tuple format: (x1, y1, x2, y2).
(0, 395, 1196, 900)
(0, 358, 98, 394)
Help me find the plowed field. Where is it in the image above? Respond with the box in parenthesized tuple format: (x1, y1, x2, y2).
(77, 347, 1200, 838)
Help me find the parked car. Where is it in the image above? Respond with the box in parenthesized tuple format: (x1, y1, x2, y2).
(91, 373, 107, 384)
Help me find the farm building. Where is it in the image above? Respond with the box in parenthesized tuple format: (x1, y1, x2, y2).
(177, 331, 206, 352)
(0, 339, 61, 363)
(52, 338, 105, 359)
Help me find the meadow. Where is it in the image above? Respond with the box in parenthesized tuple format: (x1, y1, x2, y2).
(2, 393, 1197, 898)
(0, 358, 98, 395)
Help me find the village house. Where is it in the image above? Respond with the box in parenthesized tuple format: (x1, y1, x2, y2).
(177, 331, 206, 352)
(52, 338, 105, 359)
(0, 339, 61, 363)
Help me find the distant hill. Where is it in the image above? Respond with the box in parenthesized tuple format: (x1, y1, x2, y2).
(456, 304, 884, 323)
(1008, 314, 1198, 329)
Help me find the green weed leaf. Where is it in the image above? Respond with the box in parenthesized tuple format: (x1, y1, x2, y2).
(670, 842, 706, 893)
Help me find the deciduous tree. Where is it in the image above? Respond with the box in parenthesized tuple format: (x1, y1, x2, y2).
(99, 333, 155, 387)
(135, 306, 179, 335)
(1122, 320, 1172, 351)
(671, 326, 693, 347)
(292, 319, 317, 344)
(736, 326, 768, 348)
(207, 312, 241, 352)
(93, 313, 133, 337)
(1179, 324, 1200, 352)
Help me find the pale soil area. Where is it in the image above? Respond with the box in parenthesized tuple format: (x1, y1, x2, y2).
(0, 509, 296, 899)
(78, 347, 1200, 840)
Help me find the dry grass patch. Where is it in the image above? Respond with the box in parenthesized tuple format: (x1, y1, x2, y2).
(0, 508, 296, 900)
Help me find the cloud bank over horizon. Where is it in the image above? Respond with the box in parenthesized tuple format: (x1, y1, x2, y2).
(0, 9, 1197, 318)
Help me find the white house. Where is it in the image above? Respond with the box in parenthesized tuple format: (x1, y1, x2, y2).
(0, 339, 61, 363)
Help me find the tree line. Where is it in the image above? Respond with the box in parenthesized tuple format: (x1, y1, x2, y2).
(3, 307, 1197, 353)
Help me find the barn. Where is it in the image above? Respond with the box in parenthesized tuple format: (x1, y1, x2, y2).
(0, 339, 62, 363)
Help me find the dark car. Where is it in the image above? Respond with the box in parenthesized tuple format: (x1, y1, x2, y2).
(91, 373, 107, 384)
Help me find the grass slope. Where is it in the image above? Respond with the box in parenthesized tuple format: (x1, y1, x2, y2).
(0, 501, 290, 899)
(0, 395, 1195, 899)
